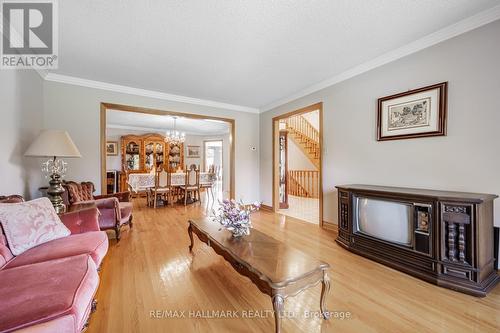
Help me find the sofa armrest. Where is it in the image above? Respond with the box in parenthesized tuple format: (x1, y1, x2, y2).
(95, 191, 130, 202)
(60, 207, 100, 234)
(0, 195, 24, 203)
(95, 197, 121, 221)
(94, 197, 119, 209)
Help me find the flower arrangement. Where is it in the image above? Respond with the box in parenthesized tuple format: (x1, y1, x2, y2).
(212, 199, 261, 237)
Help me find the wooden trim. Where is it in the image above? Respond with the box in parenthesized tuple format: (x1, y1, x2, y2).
(321, 222, 338, 233)
(319, 103, 324, 228)
(272, 103, 323, 121)
(272, 120, 280, 213)
(260, 204, 274, 212)
(272, 102, 324, 227)
(100, 104, 107, 196)
(376, 82, 448, 141)
(100, 103, 235, 199)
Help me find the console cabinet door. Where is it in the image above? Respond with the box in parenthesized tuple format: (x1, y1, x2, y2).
(337, 190, 351, 246)
(439, 202, 475, 281)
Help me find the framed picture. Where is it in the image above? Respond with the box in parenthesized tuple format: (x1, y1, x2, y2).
(377, 82, 447, 141)
(187, 145, 200, 158)
(106, 141, 118, 156)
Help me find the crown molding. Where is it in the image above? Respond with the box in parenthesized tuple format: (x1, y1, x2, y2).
(34, 68, 49, 80)
(44, 73, 260, 114)
(260, 5, 500, 112)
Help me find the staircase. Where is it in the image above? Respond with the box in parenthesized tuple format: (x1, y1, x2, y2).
(285, 115, 320, 169)
(287, 170, 319, 198)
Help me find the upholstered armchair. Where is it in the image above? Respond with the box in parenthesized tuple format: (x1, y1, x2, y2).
(62, 181, 133, 241)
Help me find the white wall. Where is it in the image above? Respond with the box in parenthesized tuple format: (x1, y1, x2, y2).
(1, 70, 44, 199)
(302, 110, 319, 131)
(43, 81, 260, 202)
(260, 20, 500, 230)
(287, 138, 316, 171)
(183, 135, 204, 167)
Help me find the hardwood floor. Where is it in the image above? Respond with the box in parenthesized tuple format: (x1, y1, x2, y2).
(88, 197, 500, 333)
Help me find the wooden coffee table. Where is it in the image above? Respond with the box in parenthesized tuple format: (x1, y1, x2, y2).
(188, 218, 331, 333)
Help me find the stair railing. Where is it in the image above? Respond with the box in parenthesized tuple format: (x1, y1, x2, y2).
(287, 170, 319, 198)
(285, 115, 319, 143)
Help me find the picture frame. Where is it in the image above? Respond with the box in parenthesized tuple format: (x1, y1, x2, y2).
(377, 82, 447, 141)
(186, 145, 201, 158)
(106, 141, 118, 156)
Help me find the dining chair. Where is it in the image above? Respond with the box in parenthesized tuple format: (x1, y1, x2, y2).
(200, 172, 216, 201)
(153, 166, 171, 208)
(180, 167, 200, 205)
(145, 166, 157, 207)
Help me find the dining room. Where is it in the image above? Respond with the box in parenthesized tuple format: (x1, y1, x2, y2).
(101, 104, 234, 207)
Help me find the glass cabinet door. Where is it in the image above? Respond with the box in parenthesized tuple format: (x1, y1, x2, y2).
(144, 142, 154, 171)
(168, 143, 181, 171)
(155, 142, 164, 169)
(125, 141, 140, 170)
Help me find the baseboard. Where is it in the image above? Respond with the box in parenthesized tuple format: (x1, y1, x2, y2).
(322, 221, 338, 233)
(260, 204, 274, 212)
(494, 226, 499, 270)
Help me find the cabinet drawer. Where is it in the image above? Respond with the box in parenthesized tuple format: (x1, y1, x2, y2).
(441, 264, 473, 281)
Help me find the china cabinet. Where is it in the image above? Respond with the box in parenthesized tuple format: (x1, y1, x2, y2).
(119, 134, 184, 191)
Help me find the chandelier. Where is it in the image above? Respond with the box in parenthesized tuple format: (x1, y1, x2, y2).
(165, 116, 185, 144)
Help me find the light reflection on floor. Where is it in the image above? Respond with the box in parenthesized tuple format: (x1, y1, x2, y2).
(278, 195, 319, 224)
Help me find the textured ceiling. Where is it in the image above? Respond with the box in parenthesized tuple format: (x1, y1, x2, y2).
(55, 0, 500, 108)
(106, 110, 230, 135)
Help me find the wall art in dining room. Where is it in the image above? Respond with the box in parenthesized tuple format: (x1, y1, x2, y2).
(187, 145, 201, 158)
(377, 82, 447, 141)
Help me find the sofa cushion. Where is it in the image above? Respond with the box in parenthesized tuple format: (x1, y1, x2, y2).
(65, 182, 94, 204)
(0, 254, 98, 332)
(0, 229, 14, 269)
(13, 315, 77, 333)
(0, 198, 71, 256)
(3, 231, 108, 269)
(0, 195, 25, 266)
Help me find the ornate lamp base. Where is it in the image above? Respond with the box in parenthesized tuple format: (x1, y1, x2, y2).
(42, 156, 68, 214)
(47, 172, 66, 214)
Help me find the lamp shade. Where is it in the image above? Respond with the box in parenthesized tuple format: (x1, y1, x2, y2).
(24, 130, 82, 158)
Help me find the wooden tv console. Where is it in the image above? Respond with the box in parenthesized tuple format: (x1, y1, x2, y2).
(335, 184, 499, 297)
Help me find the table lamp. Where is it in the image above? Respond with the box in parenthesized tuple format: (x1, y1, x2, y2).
(25, 130, 81, 213)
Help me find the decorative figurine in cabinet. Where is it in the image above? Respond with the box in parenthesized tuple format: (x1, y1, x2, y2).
(166, 142, 184, 171)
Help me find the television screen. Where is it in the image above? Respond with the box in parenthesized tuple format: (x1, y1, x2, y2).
(355, 196, 412, 245)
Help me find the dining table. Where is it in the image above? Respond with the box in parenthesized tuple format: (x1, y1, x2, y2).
(127, 172, 213, 193)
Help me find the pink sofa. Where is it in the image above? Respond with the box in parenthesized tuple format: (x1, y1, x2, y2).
(0, 195, 108, 333)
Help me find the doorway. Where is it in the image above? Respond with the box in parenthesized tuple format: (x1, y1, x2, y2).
(272, 103, 323, 226)
(99, 103, 235, 200)
(204, 140, 224, 200)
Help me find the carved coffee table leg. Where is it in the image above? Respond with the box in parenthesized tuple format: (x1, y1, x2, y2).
(272, 294, 284, 333)
(188, 223, 194, 252)
(320, 271, 331, 319)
